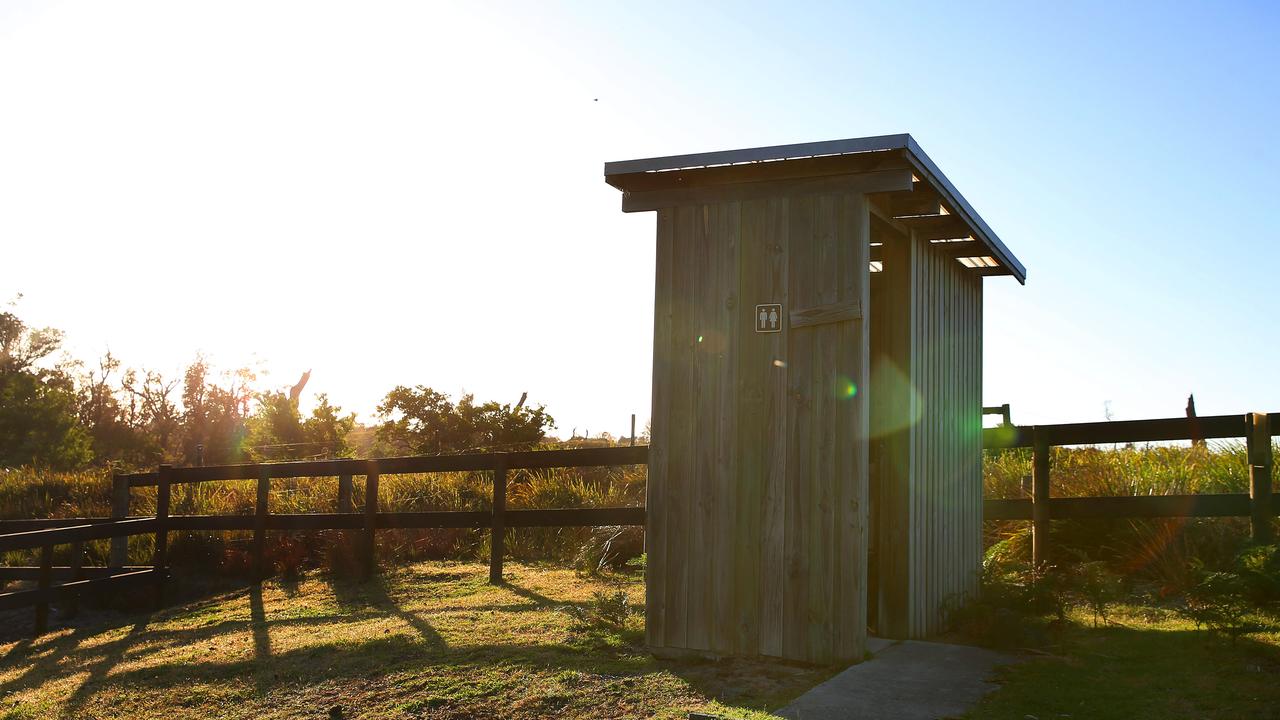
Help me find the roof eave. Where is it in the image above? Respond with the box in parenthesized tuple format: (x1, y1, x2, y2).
(602, 134, 1027, 285)
(902, 136, 1026, 284)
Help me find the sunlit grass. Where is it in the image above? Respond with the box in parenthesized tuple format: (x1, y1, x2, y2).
(0, 561, 827, 719)
(966, 603, 1280, 720)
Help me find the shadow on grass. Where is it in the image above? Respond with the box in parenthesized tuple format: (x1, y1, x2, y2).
(0, 566, 829, 718)
(970, 619, 1280, 720)
(327, 571, 448, 651)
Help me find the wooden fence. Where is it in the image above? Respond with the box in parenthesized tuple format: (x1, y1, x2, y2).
(2, 411, 1277, 636)
(0, 518, 168, 635)
(981, 411, 1279, 566)
(0, 446, 648, 635)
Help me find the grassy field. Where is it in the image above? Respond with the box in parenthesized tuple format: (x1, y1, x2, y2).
(965, 604, 1280, 720)
(3, 562, 1280, 719)
(0, 562, 832, 720)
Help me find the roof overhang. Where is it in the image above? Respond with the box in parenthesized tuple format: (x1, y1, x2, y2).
(604, 133, 1025, 284)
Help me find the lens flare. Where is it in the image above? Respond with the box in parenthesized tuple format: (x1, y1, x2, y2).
(697, 335, 704, 343)
(835, 376, 857, 399)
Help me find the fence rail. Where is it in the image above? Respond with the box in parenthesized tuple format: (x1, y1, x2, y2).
(3, 412, 1277, 636)
(0, 516, 167, 634)
(981, 411, 1278, 566)
(0, 446, 649, 637)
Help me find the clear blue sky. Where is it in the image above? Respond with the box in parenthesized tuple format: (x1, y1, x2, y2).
(2, 1, 1277, 433)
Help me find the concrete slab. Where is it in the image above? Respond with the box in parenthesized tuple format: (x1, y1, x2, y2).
(774, 641, 1018, 720)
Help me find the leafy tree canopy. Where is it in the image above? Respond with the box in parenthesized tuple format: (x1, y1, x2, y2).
(246, 392, 356, 461)
(0, 308, 92, 469)
(375, 386, 553, 455)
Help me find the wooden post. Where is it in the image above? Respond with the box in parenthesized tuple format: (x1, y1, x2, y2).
(253, 466, 270, 581)
(1248, 413, 1273, 544)
(109, 472, 129, 568)
(489, 455, 508, 585)
(361, 463, 379, 581)
(34, 544, 52, 636)
(153, 464, 172, 608)
(630, 414, 636, 447)
(337, 474, 354, 514)
(1031, 428, 1051, 568)
(335, 473, 354, 577)
(64, 540, 84, 619)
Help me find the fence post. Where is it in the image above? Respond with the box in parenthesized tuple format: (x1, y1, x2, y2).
(109, 472, 129, 568)
(1248, 412, 1273, 544)
(1032, 428, 1051, 568)
(64, 540, 84, 619)
(253, 466, 270, 581)
(362, 462, 379, 581)
(153, 464, 172, 608)
(489, 455, 508, 585)
(34, 544, 52, 636)
(337, 474, 354, 514)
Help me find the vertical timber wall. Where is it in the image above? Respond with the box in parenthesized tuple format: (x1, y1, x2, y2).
(647, 192, 870, 665)
(874, 230, 984, 638)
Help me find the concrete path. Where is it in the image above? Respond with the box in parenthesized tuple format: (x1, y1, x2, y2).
(774, 640, 1018, 720)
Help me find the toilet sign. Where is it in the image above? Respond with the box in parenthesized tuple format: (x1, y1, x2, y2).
(755, 303, 783, 333)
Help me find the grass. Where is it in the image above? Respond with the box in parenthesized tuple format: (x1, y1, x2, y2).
(982, 440, 1276, 592)
(964, 604, 1280, 720)
(0, 561, 833, 719)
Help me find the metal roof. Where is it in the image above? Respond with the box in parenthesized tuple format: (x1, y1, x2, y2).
(604, 134, 1025, 284)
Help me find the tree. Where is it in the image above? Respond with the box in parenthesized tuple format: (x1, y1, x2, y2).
(179, 356, 255, 465)
(245, 391, 355, 461)
(0, 308, 92, 469)
(121, 367, 181, 464)
(375, 386, 554, 455)
(75, 351, 158, 467)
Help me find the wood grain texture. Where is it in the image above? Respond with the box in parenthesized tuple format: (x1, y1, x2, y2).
(663, 204, 695, 651)
(788, 300, 862, 328)
(645, 188, 869, 663)
(646, 208, 674, 647)
(907, 238, 984, 635)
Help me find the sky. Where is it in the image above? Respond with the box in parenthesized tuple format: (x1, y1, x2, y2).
(1, 0, 1277, 436)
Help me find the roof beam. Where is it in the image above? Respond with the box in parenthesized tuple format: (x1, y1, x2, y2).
(869, 181, 944, 218)
(871, 240, 985, 263)
(621, 169, 914, 213)
(927, 240, 986, 258)
(968, 265, 1014, 277)
(608, 149, 911, 194)
(897, 213, 971, 241)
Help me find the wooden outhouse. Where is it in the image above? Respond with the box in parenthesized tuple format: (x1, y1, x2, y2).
(604, 134, 1025, 664)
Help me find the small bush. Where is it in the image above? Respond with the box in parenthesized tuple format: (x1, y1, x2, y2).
(1179, 571, 1256, 642)
(589, 590, 631, 628)
(1075, 560, 1122, 627)
(573, 525, 643, 575)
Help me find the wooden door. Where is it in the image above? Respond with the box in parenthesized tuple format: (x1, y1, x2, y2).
(647, 189, 870, 664)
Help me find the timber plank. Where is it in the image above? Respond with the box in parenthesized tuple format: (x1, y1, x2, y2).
(664, 205, 696, 650)
(734, 198, 767, 656)
(784, 194, 814, 661)
(647, 207, 674, 647)
(759, 197, 789, 658)
(687, 203, 715, 652)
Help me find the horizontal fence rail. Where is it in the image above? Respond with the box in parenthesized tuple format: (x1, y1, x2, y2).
(982, 411, 1277, 567)
(117, 446, 651, 487)
(981, 411, 1280, 449)
(3, 413, 1276, 635)
(0, 446, 650, 637)
(0, 515, 169, 635)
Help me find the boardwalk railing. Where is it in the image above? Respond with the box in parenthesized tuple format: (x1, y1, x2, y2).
(981, 411, 1279, 566)
(3, 413, 1277, 633)
(0, 446, 648, 635)
(0, 518, 168, 635)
